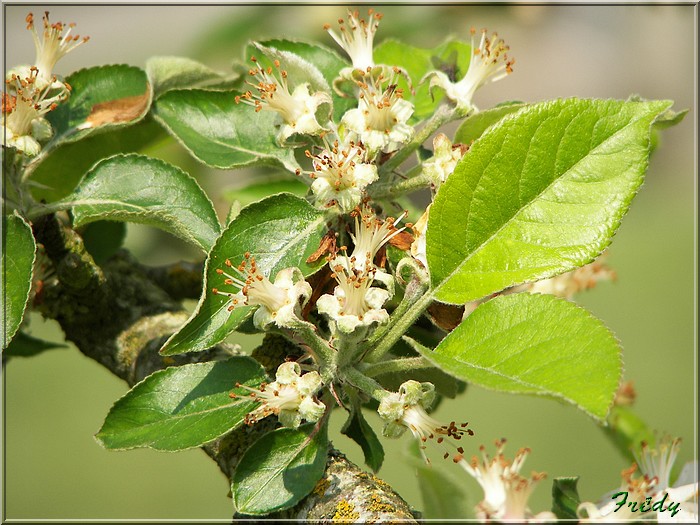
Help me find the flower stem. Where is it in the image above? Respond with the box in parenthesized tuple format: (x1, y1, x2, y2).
(362, 356, 433, 378)
(284, 321, 336, 379)
(369, 169, 432, 200)
(341, 366, 390, 402)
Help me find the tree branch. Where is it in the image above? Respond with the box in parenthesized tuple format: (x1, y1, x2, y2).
(31, 214, 419, 522)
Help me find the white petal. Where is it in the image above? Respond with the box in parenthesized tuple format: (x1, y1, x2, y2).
(297, 371, 322, 396)
(275, 361, 302, 384)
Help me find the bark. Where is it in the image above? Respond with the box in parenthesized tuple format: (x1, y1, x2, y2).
(31, 213, 419, 523)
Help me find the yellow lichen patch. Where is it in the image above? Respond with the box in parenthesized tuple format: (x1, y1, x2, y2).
(333, 500, 360, 522)
(367, 494, 395, 514)
(314, 476, 331, 496)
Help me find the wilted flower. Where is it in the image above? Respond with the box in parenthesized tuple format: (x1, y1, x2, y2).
(378, 380, 473, 463)
(2, 70, 66, 155)
(422, 133, 468, 187)
(304, 137, 378, 212)
(212, 253, 311, 330)
(459, 439, 556, 522)
(426, 28, 514, 113)
(348, 204, 406, 273)
(341, 68, 414, 154)
(236, 57, 330, 143)
(234, 361, 325, 428)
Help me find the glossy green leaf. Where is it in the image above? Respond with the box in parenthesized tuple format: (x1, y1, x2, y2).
(45, 65, 151, 148)
(415, 293, 622, 420)
(154, 88, 298, 172)
(146, 56, 226, 96)
(224, 177, 308, 208)
(3, 331, 67, 360)
(95, 356, 266, 451)
(28, 117, 167, 202)
(1, 214, 36, 350)
(341, 407, 384, 472)
(232, 423, 329, 515)
(453, 102, 526, 145)
(551, 477, 581, 519)
(59, 154, 220, 253)
(161, 193, 326, 356)
(257, 39, 353, 121)
(427, 98, 673, 304)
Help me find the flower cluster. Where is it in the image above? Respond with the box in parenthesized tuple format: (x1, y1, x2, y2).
(236, 57, 330, 143)
(459, 440, 556, 522)
(234, 361, 325, 428)
(317, 205, 404, 335)
(211, 253, 311, 330)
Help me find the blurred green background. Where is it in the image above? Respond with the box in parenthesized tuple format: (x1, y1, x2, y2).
(3, 4, 695, 520)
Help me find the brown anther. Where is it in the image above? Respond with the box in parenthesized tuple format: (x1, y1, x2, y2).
(453, 454, 464, 463)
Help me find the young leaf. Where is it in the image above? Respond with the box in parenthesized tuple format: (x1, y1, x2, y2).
(153, 89, 299, 172)
(80, 221, 127, 265)
(59, 154, 221, 253)
(413, 293, 622, 420)
(95, 356, 266, 451)
(551, 477, 581, 519)
(232, 423, 329, 515)
(427, 98, 673, 304)
(161, 193, 326, 356)
(146, 56, 226, 96)
(3, 331, 67, 360)
(1, 214, 36, 350)
(604, 405, 657, 462)
(341, 407, 384, 472)
(45, 65, 151, 148)
(453, 102, 526, 145)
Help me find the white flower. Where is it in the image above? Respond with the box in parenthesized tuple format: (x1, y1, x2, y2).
(378, 380, 473, 463)
(306, 137, 378, 212)
(341, 70, 414, 155)
(2, 70, 66, 156)
(459, 440, 556, 522)
(236, 57, 330, 143)
(316, 256, 392, 334)
(577, 438, 698, 523)
(235, 361, 325, 428)
(426, 28, 514, 113)
(422, 133, 468, 187)
(212, 253, 311, 330)
(410, 205, 430, 269)
(324, 9, 381, 74)
(348, 204, 406, 273)
(19, 12, 89, 91)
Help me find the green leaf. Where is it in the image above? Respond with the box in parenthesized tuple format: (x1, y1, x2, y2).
(257, 39, 354, 121)
(405, 441, 470, 519)
(3, 331, 67, 360)
(224, 176, 308, 208)
(427, 98, 673, 304)
(95, 356, 266, 451)
(161, 193, 326, 356)
(453, 102, 526, 144)
(146, 56, 226, 96)
(154, 88, 298, 172)
(341, 408, 384, 472)
(45, 65, 151, 148)
(28, 117, 167, 202)
(415, 293, 622, 420)
(58, 154, 220, 253)
(1, 214, 36, 350)
(80, 221, 127, 265)
(232, 423, 329, 515)
(551, 477, 581, 519)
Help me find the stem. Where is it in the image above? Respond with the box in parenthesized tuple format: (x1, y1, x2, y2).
(26, 200, 74, 220)
(284, 321, 337, 379)
(364, 290, 434, 363)
(341, 366, 390, 402)
(379, 104, 464, 176)
(363, 356, 433, 378)
(369, 170, 432, 200)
